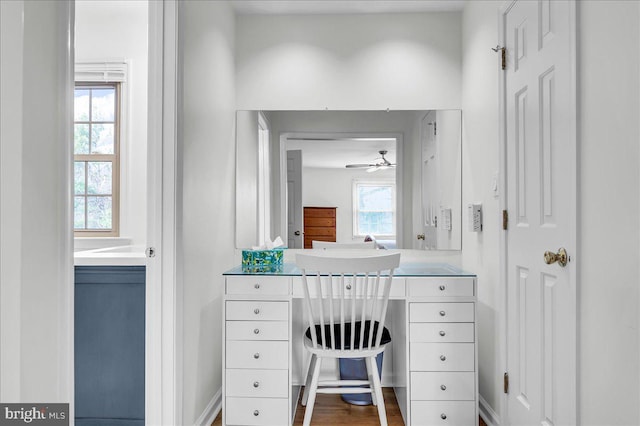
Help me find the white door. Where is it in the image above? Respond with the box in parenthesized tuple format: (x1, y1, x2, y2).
(421, 111, 438, 250)
(502, 1, 576, 425)
(287, 149, 303, 248)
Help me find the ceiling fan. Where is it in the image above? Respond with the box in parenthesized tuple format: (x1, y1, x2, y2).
(345, 150, 396, 173)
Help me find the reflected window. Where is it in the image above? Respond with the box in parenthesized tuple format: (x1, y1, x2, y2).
(353, 181, 395, 238)
(74, 83, 120, 235)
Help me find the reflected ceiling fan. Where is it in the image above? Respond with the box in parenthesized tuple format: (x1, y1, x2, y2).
(345, 150, 396, 173)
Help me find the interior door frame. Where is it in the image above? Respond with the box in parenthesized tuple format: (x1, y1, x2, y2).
(147, 1, 181, 424)
(278, 131, 404, 247)
(497, 1, 578, 424)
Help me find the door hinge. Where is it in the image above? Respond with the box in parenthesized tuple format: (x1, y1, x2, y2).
(504, 372, 509, 394)
(502, 210, 508, 230)
(492, 45, 507, 70)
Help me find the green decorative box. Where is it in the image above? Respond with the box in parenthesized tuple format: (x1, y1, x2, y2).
(242, 248, 284, 271)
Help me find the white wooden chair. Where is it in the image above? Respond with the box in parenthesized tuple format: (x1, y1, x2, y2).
(296, 252, 401, 426)
(311, 240, 377, 249)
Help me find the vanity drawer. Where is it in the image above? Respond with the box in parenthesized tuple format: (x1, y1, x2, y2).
(226, 276, 290, 296)
(409, 303, 474, 323)
(226, 341, 289, 370)
(226, 369, 288, 398)
(410, 401, 476, 426)
(226, 320, 289, 341)
(410, 343, 475, 371)
(407, 277, 474, 297)
(409, 323, 474, 343)
(226, 300, 288, 321)
(225, 397, 289, 426)
(292, 276, 405, 298)
(410, 372, 475, 401)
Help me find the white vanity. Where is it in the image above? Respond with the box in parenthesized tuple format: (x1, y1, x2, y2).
(222, 262, 477, 426)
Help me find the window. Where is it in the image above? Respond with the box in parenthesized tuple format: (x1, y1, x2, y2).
(74, 83, 120, 236)
(353, 181, 396, 238)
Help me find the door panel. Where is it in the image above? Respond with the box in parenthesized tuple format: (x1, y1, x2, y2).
(503, 1, 576, 425)
(286, 149, 303, 248)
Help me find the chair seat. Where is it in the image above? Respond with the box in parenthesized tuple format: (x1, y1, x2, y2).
(304, 320, 391, 350)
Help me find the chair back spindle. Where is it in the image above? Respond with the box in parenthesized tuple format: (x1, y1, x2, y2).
(297, 253, 401, 353)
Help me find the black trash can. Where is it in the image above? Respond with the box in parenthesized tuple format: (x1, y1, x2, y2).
(338, 352, 384, 405)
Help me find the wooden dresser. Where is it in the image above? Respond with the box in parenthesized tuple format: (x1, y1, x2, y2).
(303, 207, 336, 248)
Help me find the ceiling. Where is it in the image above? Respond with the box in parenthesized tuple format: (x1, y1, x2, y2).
(230, 1, 465, 15)
(286, 138, 397, 169)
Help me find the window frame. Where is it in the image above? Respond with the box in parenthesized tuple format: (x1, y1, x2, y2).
(352, 179, 396, 239)
(73, 82, 121, 237)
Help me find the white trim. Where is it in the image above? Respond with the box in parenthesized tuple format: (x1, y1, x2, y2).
(479, 395, 501, 426)
(194, 388, 222, 426)
(638, 5, 640, 425)
(75, 61, 128, 82)
(497, 4, 509, 425)
(146, 1, 181, 424)
(61, 0, 75, 416)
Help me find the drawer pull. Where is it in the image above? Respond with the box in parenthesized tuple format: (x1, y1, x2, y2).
(254, 283, 260, 289)
(441, 413, 447, 420)
(346, 284, 352, 290)
(439, 285, 446, 291)
(440, 355, 446, 361)
(254, 308, 260, 315)
(254, 353, 260, 359)
(254, 328, 260, 334)
(439, 330, 446, 336)
(439, 310, 446, 317)
(440, 384, 447, 391)
(254, 410, 260, 416)
(253, 381, 260, 388)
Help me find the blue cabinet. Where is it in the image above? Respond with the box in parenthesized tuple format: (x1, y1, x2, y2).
(75, 266, 145, 426)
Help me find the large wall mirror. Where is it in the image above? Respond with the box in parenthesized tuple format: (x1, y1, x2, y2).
(235, 110, 462, 250)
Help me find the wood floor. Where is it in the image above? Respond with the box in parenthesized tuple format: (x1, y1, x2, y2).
(211, 388, 488, 425)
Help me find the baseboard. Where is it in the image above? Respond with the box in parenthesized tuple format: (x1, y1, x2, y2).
(195, 388, 222, 426)
(479, 395, 501, 426)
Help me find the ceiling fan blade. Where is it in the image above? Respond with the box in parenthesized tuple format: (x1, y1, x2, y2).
(345, 164, 373, 168)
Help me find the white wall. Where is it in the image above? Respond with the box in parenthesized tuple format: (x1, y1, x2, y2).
(236, 12, 461, 111)
(75, 0, 148, 247)
(579, 2, 640, 424)
(0, 0, 73, 403)
(179, 1, 236, 424)
(303, 167, 395, 243)
(460, 0, 502, 420)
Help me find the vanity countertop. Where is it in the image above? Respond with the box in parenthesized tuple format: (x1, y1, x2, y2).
(223, 262, 475, 277)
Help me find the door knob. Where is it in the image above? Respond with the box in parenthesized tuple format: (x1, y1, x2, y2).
(544, 247, 569, 267)
(417, 234, 425, 240)
(294, 230, 301, 236)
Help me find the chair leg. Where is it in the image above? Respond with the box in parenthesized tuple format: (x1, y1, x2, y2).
(301, 354, 317, 406)
(364, 356, 377, 406)
(303, 356, 322, 426)
(367, 356, 387, 426)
